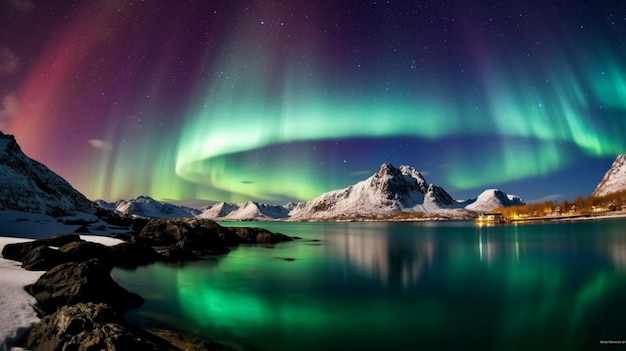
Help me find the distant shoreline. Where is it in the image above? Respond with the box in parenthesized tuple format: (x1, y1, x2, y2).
(499, 211, 626, 225)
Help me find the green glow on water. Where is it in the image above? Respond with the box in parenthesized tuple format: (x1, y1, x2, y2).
(114, 221, 626, 350)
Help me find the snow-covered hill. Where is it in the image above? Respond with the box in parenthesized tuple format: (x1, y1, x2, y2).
(0, 132, 96, 215)
(592, 154, 626, 197)
(464, 189, 524, 213)
(95, 196, 201, 218)
(198, 201, 291, 220)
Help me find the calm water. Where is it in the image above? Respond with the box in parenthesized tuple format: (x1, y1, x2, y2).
(113, 219, 626, 350)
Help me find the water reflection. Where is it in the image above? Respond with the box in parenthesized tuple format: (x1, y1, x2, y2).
(328, 223, 435, 288)
(114, 219, 626, 351)
(606, 243, 626, 270)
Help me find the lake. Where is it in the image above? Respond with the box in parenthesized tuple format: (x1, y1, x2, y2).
(113, 219, 626, 350)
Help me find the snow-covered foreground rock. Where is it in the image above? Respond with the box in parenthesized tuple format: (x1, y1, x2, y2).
(0, 235, 122, 350)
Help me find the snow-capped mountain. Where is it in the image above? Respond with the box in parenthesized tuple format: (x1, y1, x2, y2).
(198, 201, 291, 220)
(289, 163, 471, 220)
(0, 132, 96, 215)
(592, 154, 626, 197)
(94, 196, 201, 218)
(464, 189, 524, 213)
(103, 163, 522, 220)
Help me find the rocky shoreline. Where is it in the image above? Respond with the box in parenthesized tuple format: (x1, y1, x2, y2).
(2, 218, 292, 350)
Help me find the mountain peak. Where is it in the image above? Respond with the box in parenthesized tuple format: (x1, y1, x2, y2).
(374, 162, 398, 176)
(592, 154, 626, 197)
(464, 189, 524, 212)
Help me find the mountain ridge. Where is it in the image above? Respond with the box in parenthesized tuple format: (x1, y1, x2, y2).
(0, 132, 96, 215)
(104, 163, 524, 221)
(0, 131, 525, 221)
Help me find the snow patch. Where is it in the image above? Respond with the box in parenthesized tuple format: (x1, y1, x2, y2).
(0, 235, 123, 350)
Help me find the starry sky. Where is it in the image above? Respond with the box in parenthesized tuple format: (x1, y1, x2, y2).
(1, 0, 625, 206)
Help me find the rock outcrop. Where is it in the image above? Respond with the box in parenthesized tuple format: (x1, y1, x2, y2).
(1, 233, 81, 262)
(21, 245, 71, 271)
(110, 242, 160, 268)
(23, 302, 178, 351)
(133, 218, 292, 259)
(134, 218, 241, 247)
(58, 241, 115, 266)
(27, 258, 144, 315)
(233, 227, 292, 244)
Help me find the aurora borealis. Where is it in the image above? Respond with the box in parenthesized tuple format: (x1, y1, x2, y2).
(1, 1, 625, 204)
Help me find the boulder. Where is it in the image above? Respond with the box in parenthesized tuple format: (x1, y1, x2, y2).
(233, 227, 293, 244)
(111, 242, 160, 268)
(58, 240, 115, 266)
(135, 218, 240, 249)
(21, 245, 70, 271)
(23, 302, 178, 351)
(27, 258, 144, 315)
(2, 241, 42, 262)
(2, 233, 81, 262)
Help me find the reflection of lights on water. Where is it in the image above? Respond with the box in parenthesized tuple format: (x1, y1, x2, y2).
(605, 243, 626, 271)
(477, 227, 522, 264)
(479, 232, 483, 262)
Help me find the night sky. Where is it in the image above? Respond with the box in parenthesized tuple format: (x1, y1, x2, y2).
(1, 0, 625, 205)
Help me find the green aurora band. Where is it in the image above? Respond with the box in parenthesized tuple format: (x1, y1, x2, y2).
(174, 39, 626, 202)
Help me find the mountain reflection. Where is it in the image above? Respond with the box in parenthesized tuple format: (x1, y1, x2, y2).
(326, 220, 626, 289)
(328, 223, 435, 288)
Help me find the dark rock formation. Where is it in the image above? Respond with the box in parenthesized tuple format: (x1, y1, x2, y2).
(233, 227, 292, 244)
(23, 302, 178, 351)
(95, 206, 150, 233)
(111, 242, 160, 268)
(58, 240, 115, 265)
(4, 234, 161, 270)
(21, 245, 70, 271)
(132, 218, 292, 260)
(1, 233, 81, 262)
(134, 218, 240, 248)
(27, 258, 144, 315)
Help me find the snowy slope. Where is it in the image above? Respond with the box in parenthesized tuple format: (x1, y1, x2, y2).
(197, 202, 239, 219)
(96, 196, 201, 218)
(0, 132, 96, 215)
(464, 189, 524, 213)
(592, 154, 626, 197)
(0, 237, 43, 350)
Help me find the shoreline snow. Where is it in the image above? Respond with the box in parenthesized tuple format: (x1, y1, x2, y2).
(0, 235, 122, 350)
